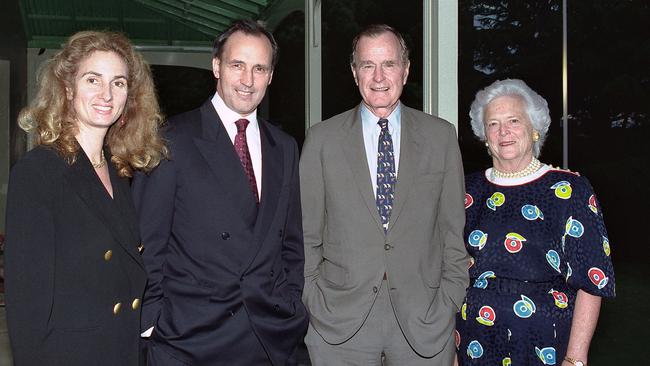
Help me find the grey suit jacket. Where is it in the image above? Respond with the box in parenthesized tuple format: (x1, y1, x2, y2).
(300, 104, 469, 358)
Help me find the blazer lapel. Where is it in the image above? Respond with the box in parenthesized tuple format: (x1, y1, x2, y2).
(388, 107, 422, 231)
(64, 149, 144, 269)
(340, 106, 384, 233)
(193, 101, 258, 225)
(108, 159, 146, 268)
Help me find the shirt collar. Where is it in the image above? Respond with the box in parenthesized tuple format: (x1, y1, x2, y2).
(360, 102, 401, 130)
(211, 91, 259, 127)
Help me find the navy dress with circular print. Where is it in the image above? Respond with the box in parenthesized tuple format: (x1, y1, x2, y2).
(456, 168, 615, 365)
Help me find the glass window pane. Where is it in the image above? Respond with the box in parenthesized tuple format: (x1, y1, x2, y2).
(458, 0, 563, 174)
(567, 1, 649, 261)
(269, 11, 307, 146)
(151, 65, 214, 118)
(322, 0, 424, 120)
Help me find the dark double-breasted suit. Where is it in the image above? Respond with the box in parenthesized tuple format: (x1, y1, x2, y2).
(131, 100, 308, 365)
(5, 146, 147, 366)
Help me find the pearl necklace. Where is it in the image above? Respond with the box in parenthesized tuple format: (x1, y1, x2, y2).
(91, 150, 107, 169)
(492, 157, 542, 179)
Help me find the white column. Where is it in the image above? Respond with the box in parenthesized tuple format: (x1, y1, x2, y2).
(424, 0, 458, 132)
(305, 0, 322, 128)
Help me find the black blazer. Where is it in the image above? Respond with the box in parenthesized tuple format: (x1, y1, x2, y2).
(4, 146, 146, 366)
(131, 100, 308, 365)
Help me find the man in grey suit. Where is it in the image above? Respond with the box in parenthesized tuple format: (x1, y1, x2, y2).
(300, 24, 469, 365)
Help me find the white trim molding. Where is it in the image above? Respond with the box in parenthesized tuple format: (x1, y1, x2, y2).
(424, 0, 458, 132)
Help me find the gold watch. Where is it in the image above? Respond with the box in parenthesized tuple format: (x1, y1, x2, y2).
(564, 356, 586, 366)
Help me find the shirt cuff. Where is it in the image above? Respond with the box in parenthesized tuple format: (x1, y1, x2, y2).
(141, 326, 154, 338)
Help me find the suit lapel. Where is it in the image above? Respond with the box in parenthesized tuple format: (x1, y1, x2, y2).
(340, 106, 384, 233)
(64, 149, 144, 269)
(193, 101, 258, 225)
(236, 120, 284, 265)
(254, 120, 282, 238)
(388, 106, 422, 231)
(193, 101, 282, 267)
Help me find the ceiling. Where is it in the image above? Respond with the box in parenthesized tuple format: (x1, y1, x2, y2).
(19, 0, 288, 49)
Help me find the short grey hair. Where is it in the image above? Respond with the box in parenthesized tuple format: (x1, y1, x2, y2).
(350, 24, 410, 67)
(469, 79, 551, 157)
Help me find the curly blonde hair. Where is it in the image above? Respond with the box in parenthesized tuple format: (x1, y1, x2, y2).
(19, 30, 167, 177)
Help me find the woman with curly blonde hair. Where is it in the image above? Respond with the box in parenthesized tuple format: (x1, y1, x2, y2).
(19, 30, 166, 176)
(4, 30, 166, 366)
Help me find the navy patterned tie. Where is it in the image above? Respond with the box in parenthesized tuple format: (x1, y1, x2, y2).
(376, 118, 396, 232)
(234, 119, 259, 203)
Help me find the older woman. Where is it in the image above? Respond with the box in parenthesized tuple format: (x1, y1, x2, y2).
(455, 79, 614, 366)
(4, 31, 166, 366)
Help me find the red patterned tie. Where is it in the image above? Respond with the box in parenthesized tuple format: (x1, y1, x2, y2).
(234, 119, 259, 203)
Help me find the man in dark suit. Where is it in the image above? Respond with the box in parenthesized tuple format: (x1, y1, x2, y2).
(132, 19, 308, 365)
(300, 24, 469, 365)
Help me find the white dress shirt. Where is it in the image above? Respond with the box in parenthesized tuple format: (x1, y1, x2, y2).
(360, 103, 402, 197)
(211, 92, 263, 198)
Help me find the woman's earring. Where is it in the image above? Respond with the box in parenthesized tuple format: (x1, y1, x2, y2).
(532, 130, 540, 142)
(119, 116, 126, 127)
